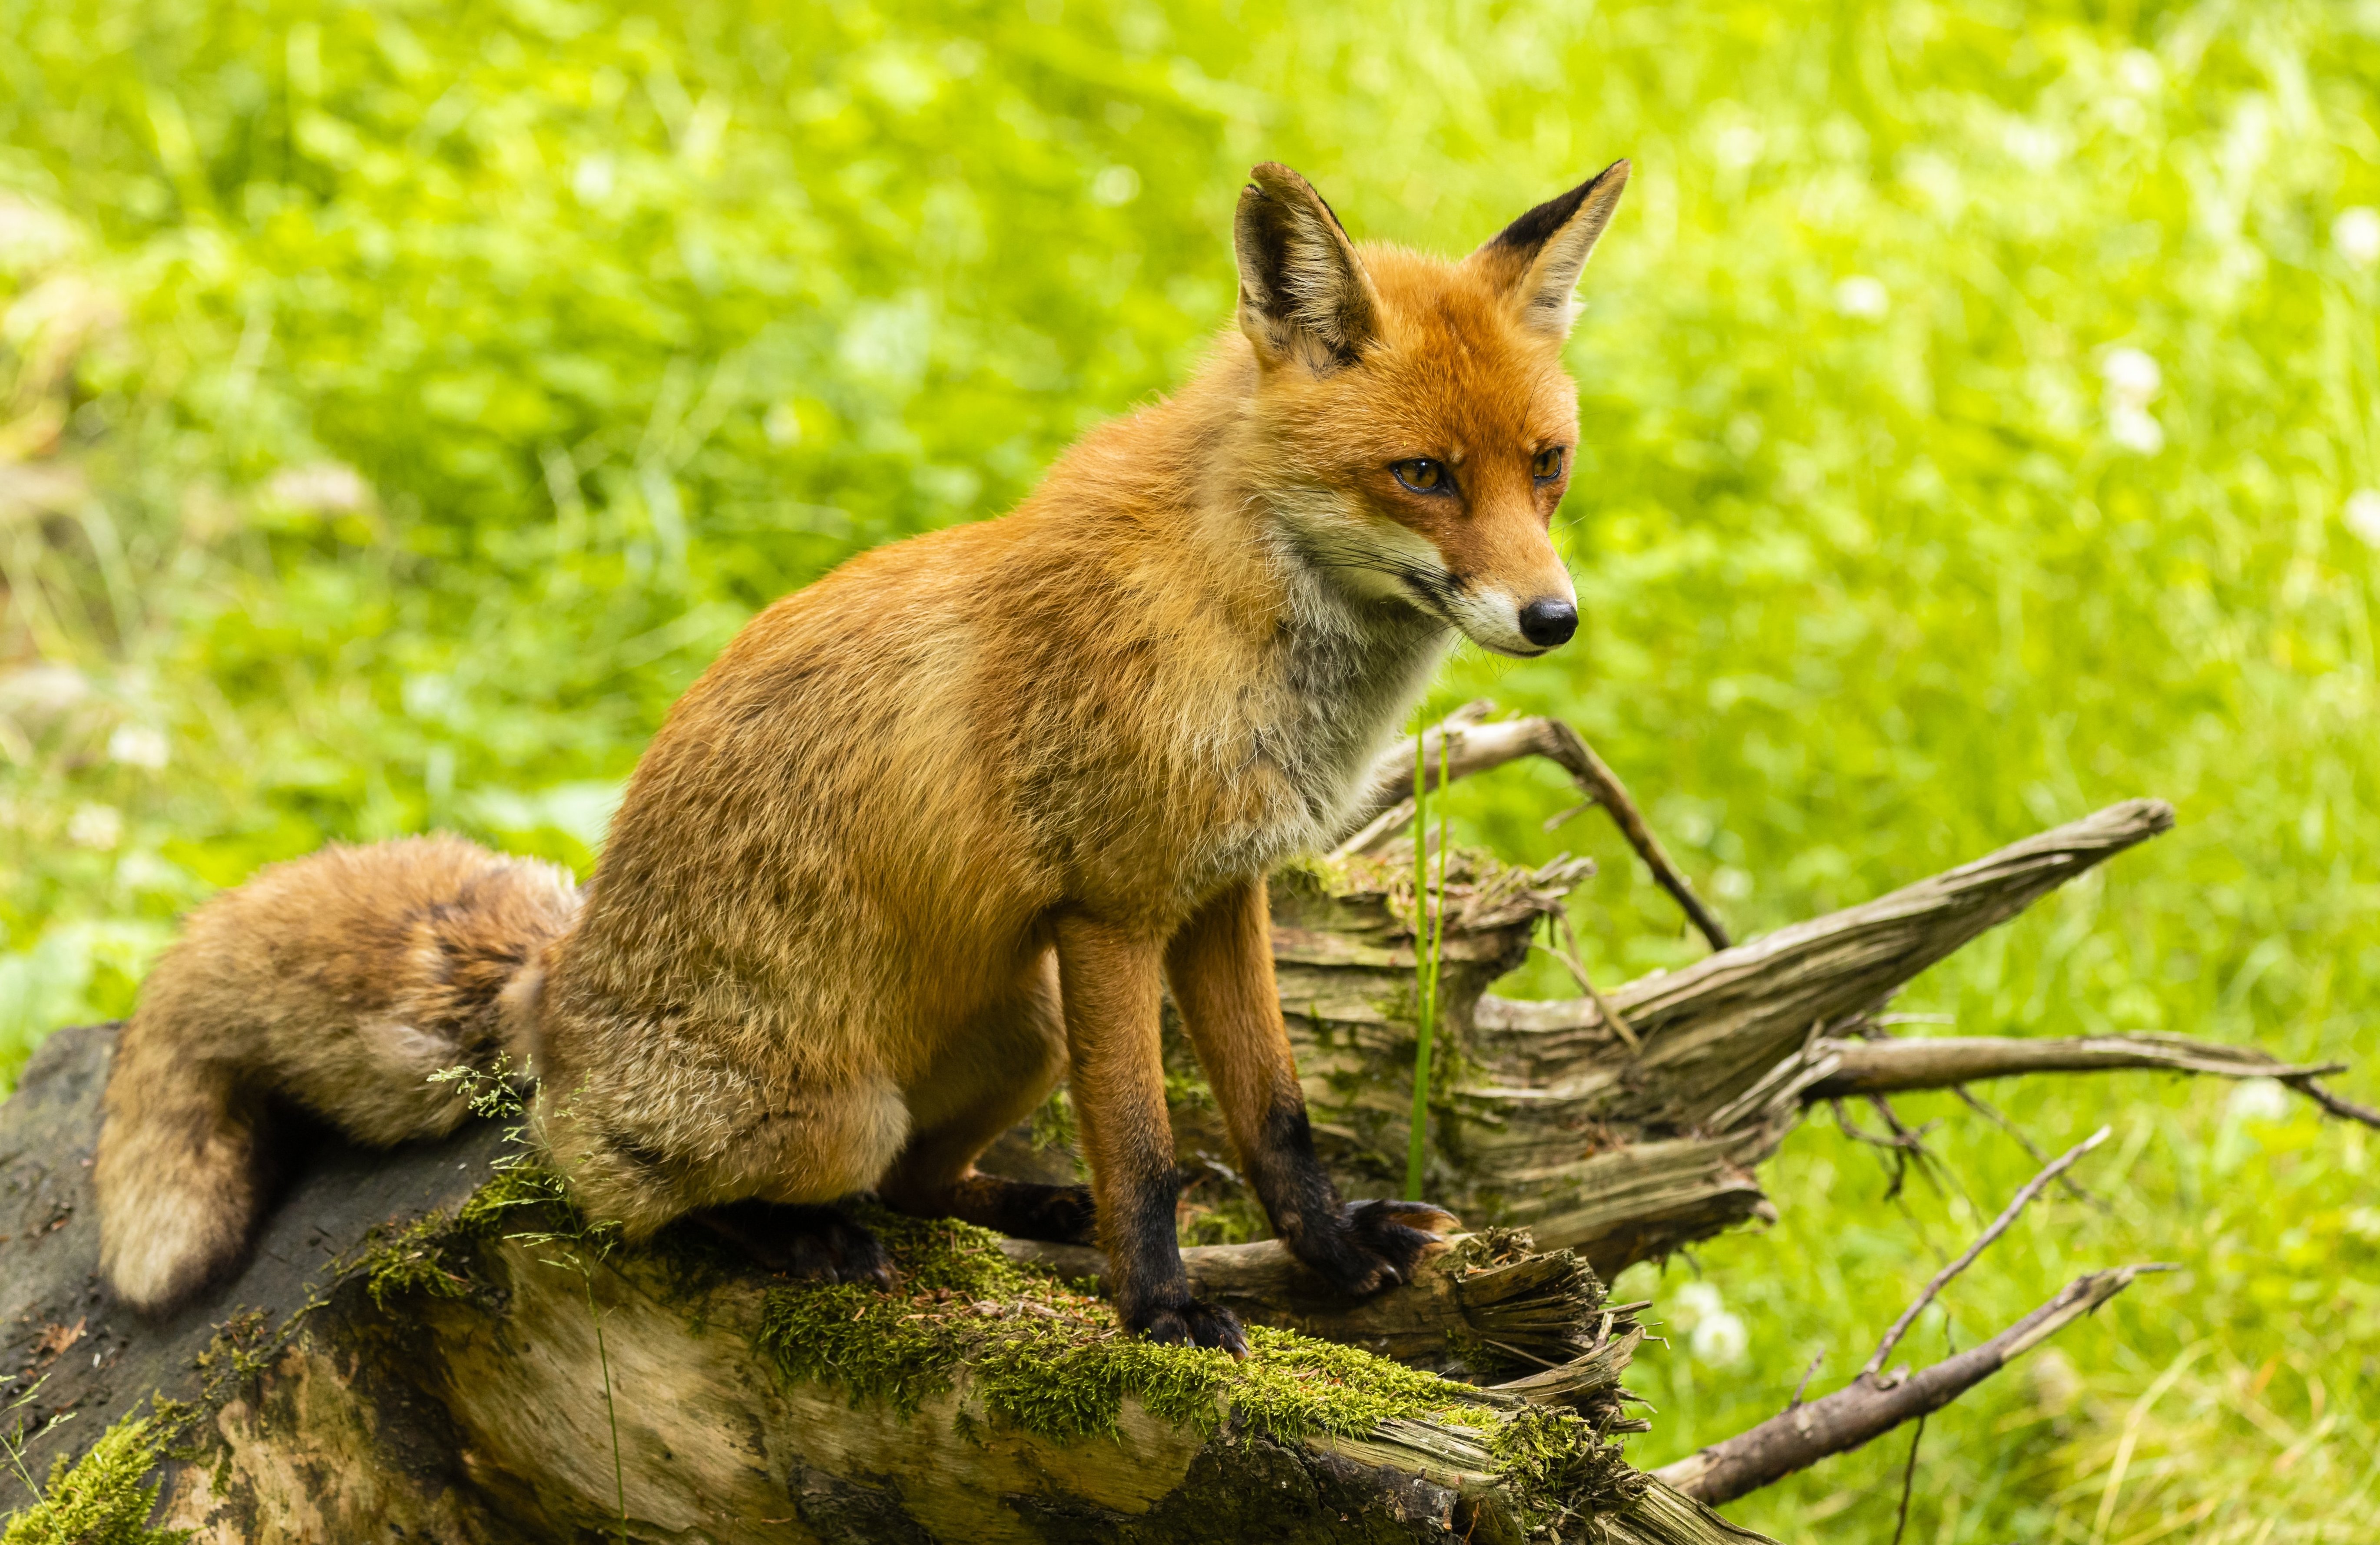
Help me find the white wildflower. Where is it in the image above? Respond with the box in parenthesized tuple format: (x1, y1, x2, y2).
(1833, 275, 1889, 319)
(573, 155, 616, 204)
(1691, 1310, 1749, 1368)
(264, 461, 371, 514)
(2345, 490, 2380, 548)
(2226, 1078, 2291, 1123)
(67, 803, 122, 850)
(2107, 404, 2165, 455)
(2101, 347, 2162, 406)
(2334, 207, 2380, 269)
(1670, 1280, 1725, 1325)
(106, 723, 169, 770)
(1714, 124, 1764, 170)
(1090, 165, 1141, 207)
(2102, 348, 2164, 453)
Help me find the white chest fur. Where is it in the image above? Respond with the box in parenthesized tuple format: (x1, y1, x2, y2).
(1192, 586, 1448, 884)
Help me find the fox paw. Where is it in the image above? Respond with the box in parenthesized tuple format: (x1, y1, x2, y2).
(1123, 1294, 1248, 1356)
(1286, 1198, 1460, 1297)
(1018, 1184, 1098, 1246)
(695, 1202, 894, 1287)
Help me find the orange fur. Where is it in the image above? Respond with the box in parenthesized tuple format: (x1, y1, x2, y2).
(96, 162, 1630, 1339)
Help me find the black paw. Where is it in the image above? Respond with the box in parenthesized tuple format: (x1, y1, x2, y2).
(1017, 1183, 1098, 1245)
(695, 1202, 894, 1287)
(1286, 1198, 1460, 1297)
(1124, 1294, 1248, 1357)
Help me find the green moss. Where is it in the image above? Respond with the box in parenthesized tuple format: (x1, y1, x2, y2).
(1488, 1406, 1644, 1529)
(360, 1216, 473, 1311)
(0, 1413, 189, 1545)
(453, 1161, 579, 1237)
(973, 1325, 1225, 1440)
(755, 1208, 1044, 1416)
(189, 1309, 272, 1399)
(756, 1207, 1501, 1452)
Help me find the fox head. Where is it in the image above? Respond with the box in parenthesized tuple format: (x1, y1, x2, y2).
(1232, 161, 1628, 658)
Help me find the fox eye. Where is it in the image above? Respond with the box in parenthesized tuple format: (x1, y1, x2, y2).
(1392, 459, 1451, 495)
(1532, 447, 1567, 481)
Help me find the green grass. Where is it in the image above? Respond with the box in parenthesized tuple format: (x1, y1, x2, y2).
(3, 0, 2376, 1537)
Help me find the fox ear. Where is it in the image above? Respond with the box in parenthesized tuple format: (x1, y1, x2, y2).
(1234, 163, 1380, 371)
(1472, 160, 1630, 338)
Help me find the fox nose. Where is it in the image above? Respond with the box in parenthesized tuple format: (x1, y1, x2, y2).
(1518, 598, 1578, 648)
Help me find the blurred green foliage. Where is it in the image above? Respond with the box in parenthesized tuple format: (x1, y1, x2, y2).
(3, 0, 2377, 1536)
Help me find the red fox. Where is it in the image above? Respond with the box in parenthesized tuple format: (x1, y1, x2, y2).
(96, 159, 1629, 1349)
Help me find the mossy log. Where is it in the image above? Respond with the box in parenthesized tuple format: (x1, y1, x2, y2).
(3, 741, 2362, 1540)
(0, 1026, 1761, 1543)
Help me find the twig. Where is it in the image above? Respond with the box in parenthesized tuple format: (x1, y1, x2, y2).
(1655, 1264, 2168, 1505)
(1786, 1353, 1824, 1411)
(1341, 709, 1731, 949)
(1861, 1126, 2109, 1381)
(1828, 1097, 1940, 1201)
(2281, 1075, 2380, 1131)
(1951, 1087, 2107, 1212)
(1541, 796, 1598, 832)
(1530, 910, 1641, 1051)
(1540, 720, 1731, 951)
(1865, 1095, 1944, 1171)
(1890, 1414, 1925, 1545)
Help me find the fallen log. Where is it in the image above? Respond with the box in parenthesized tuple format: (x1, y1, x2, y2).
(6, 711, 2366, 1538)
(0, 1026, 1764, 1543)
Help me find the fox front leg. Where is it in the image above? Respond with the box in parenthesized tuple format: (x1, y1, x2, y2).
(1055, 913, 1247, 1353)
(1166, 877, 1457, 1295)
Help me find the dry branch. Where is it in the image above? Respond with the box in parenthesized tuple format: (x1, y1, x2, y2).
(2280, 1074, 2380, 1131)
(1339, 707, 1731, 949)
(1806, 1034, 2347, 1098)
(1859, 1127, 2107, 1380)
(1258, 795, 2192, 1273)
(1652, 1266, 2158, 1506)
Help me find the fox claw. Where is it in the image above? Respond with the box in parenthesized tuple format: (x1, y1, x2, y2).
(1287, 1198, 1459, 1298)
(1125, 1295, 1248, 1357)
